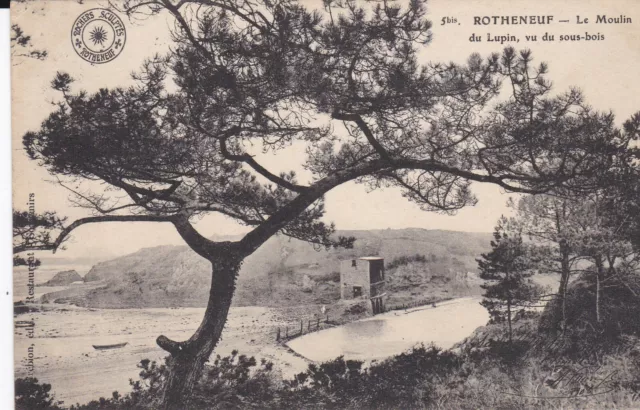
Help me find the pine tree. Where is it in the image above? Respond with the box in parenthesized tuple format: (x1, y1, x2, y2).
(23, 0, 633, 404)
(478, 218, 542, 342)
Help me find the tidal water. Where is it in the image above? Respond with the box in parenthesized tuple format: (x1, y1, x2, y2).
(287, 297, 489, 362)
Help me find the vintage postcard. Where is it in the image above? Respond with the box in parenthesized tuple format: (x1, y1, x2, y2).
(10, 0, 640, 408)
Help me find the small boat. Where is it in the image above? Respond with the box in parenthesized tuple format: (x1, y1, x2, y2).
(15, 320, 35, 328)
(92, 342, 128, 350)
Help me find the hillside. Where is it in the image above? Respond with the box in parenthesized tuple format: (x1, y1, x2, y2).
(47, 229, 491, 308)
(40, 270, 83, 286)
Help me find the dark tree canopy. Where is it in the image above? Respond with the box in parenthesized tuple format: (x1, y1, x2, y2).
(13, 255, 41, 267)
(13, 210, 67, 254)
(24, 3, 633, 253)
(478, 219, 543, 341)
(597, 115, 640, 249)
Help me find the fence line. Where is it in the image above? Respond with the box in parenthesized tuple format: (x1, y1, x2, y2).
(276, 314, 331, 342)
(277, 296, 456, 341)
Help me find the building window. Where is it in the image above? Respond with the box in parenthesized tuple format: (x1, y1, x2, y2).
(353, 286, 362, 298)
(351, 259, 357, 267)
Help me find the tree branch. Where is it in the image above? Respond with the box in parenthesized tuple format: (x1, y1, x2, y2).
(332, 111, 394, 163)
(170, 214, 219, 258)
(240, 155, 565, 253)
(14, 215, 176, 254)
(219, 135, 309, 193)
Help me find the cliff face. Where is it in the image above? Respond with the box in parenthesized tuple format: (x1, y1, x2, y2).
(53, 229, 491, 308)
(83, 246, 192, 282)
(42, 270, 83, 286)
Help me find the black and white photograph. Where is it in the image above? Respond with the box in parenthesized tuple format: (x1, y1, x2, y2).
(9, 0, 640, 408)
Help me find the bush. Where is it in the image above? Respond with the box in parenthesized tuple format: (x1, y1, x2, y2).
(23, 345, 467, 410)
(386, 254, 428, 270)
(540, 270, 640, 339)
(193, 350, 276, 409)
(279, 345, 463, 410)
(64, 351, 277, 410)
(15, 377, 62, 410)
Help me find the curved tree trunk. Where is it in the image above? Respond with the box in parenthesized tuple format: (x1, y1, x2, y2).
(158, 252, 242, 410)
(152, 180, 352, 408)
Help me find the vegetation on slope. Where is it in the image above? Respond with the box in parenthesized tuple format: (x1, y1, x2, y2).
(40, 229, 490, 308)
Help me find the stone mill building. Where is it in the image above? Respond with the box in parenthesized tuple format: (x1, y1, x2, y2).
(339, 257, 386, 314)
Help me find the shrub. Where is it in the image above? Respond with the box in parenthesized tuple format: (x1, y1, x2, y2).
(193, 350, 276, 409)
(386, 254, 428, 270)
(15, 377, 62, 410)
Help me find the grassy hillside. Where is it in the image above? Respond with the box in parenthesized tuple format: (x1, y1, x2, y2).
(44, 229, 491, 308)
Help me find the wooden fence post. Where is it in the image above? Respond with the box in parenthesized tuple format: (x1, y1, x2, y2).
(286, 326, 288, 338)
(300, 320, 303, 335)
(317, 318, 320, 329)
(308, 320, 311, 331)
(277, 327, 281, 342)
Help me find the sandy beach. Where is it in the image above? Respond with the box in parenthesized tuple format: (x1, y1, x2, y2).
(14, 304, 309, 406)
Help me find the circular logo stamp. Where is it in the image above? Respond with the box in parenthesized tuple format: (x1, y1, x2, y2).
(71, 8, 126, 64)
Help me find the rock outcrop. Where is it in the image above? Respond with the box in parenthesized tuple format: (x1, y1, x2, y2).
(42, 270, 83, 286)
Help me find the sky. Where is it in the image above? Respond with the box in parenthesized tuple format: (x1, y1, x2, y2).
(11, 0, 640, 260)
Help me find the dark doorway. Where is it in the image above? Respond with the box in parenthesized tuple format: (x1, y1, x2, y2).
(353, 286, 362, 298)
(369, 259, 384, 283)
